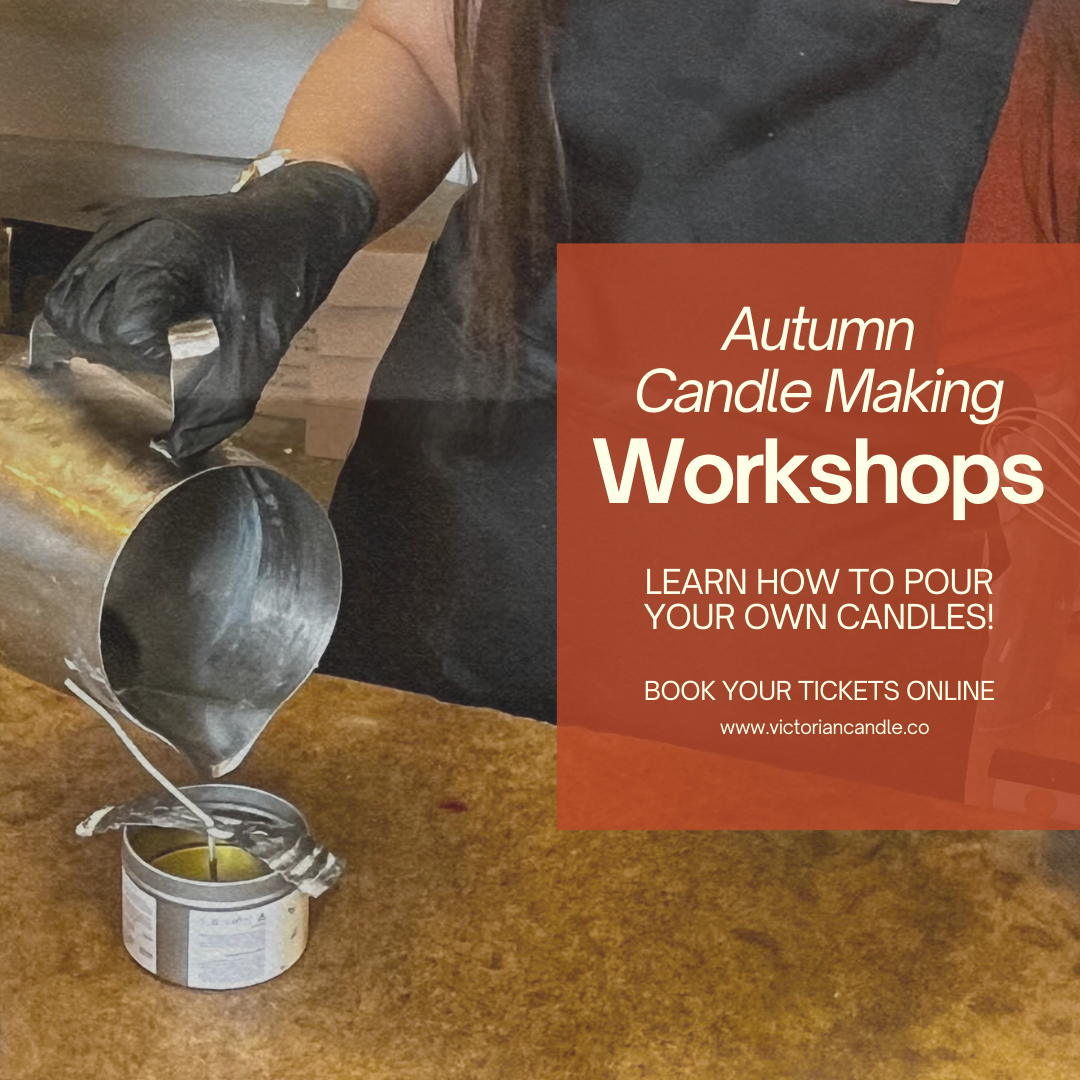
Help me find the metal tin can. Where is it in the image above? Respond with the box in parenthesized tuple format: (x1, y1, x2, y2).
(120, 784, 310, 989)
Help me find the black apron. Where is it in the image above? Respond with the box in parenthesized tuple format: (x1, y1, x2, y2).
(321, 0, 1030, 777)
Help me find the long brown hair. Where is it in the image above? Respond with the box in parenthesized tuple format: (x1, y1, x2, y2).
(453, 0, 569, 360)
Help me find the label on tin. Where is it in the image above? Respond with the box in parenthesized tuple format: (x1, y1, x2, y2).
(186, 891, 308, 990)
(121, 869, 158, 975)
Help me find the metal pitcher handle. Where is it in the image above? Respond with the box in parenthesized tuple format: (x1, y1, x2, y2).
(28, 313, 220, 373)
(27, 314, 221, 460)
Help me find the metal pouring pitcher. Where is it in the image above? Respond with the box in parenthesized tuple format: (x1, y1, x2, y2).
(0, 317, 341, 776)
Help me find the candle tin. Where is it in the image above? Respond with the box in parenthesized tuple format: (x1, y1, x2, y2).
(120, 784, 310, 990)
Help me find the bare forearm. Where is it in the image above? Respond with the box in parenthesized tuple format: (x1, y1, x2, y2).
(274, 0, 461, 234)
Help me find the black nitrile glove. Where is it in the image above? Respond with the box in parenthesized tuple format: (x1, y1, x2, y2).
(43, 162, 378, 459)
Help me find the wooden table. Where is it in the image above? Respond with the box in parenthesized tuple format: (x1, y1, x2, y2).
(3, 665, 1080, 1078)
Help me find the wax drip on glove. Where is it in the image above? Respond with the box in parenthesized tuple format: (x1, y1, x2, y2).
(43, 161, 378, 460)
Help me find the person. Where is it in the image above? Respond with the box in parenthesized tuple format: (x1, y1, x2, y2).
(42, 0, 1078, 797)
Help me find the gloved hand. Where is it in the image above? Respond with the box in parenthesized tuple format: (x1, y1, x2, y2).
(43, 161, 378, 459)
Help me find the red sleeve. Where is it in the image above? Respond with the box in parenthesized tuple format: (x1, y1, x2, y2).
(966, 0, 1080, 243)
(947, 0, 1080, 393)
